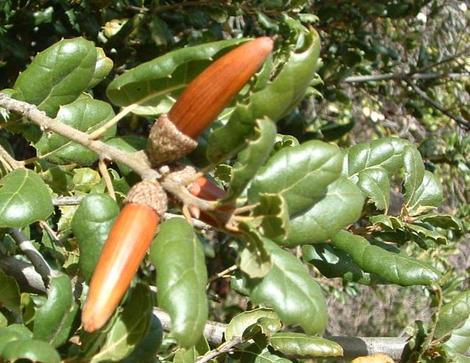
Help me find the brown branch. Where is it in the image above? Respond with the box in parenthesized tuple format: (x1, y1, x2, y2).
(343, 72, 469, 83)
(8, 228, 53, 284)
(152, 308, 411, 360)
(0, 255, 47, 293)
(0, 93, 159, 180)
(405, 79, 470, 131)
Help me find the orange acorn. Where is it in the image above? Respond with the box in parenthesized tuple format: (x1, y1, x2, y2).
(82, 181, 167, 332)
(188, 176, 235, 228)
(169, 36, 274, 139)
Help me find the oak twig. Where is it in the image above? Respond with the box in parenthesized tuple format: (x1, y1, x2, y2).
(405, 79, 470, 131)
(0, 255, 47, 293)
(0, 93, 159, 180)
(8, 228, 53, 284)
(152, 308, 411, 360)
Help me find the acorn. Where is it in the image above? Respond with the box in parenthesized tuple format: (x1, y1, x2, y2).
(82, 180, 167, 332)
(147, 37, 274, 165)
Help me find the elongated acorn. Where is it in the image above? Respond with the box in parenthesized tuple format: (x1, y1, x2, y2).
(169, 36, 274, 139)
(81, 180, 167, 332)
(147, 37, 274, 165)
(189, 176, 234, 227)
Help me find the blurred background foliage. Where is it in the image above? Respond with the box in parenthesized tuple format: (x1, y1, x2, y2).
(1, 0, 468, 338)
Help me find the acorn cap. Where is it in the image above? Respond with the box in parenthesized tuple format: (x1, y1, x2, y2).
(146, 114, 198, 166)
(125, 180, 168, 216)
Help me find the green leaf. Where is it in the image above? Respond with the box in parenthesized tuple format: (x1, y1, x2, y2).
(1, 339, 60, 363)
(252, 193, 289, 240)
(0, 169, 53, 228)
(247, 239, 327, 334)
(284, 177, 364, 246)
(122, 315, 163, 363)
(343, 137, 409, 176)
(270, 332, 343, 357)
(331, 230, 440, 286)
(302, 244, 386, 285)
(238, 222, 273, 279)
(248, 140, 343, 216)
(33, 274, 77, 347)
(13, 37, 97, 116)
(207, 28, 321, 163)
(106, 38, 245, 115)
(71, 193, 119, 281)
(150, 218, 208, 348)
(224, 117, 276, 202)
(406, 171, 443, 215)
(34, 96, 116, 166)
(443, 316, 470, 354)
(435, 291, 470, 339)
(403, 145, 425, 205)
(226, 308, 281, 341)
(89, 47, 113, 89)
(0, 269, 20, 314)
(357, 167, 390, 211)
(91, 284, 153, 362)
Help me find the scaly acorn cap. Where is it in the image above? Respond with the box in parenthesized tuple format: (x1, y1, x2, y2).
(125, 179, 168, 216)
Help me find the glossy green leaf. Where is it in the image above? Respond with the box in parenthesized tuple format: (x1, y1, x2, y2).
(331, 230, 440, 286)
(443, 316, 470, 354)
(406, 171, 443, 215)
(369, 214, 404, 230)
(33, 274, 77, 347)
(435, 291, 470, 339)
(91, 284, 153, 362)
(403, 145, 425, 205)
(357, 167, 390, 211)
(284, 177, 364, 246)
(270, 332, 343, 357)
(71, 193, 119, 281)
(0, 169, 53, 228)
(207, 28, 321, 163)
(248, 239, 328, 334)
(343, 137, 409, 176)
(302, 244, 386, 285)
(226, 308, 280, 341)
(0, 331, 26, 355)
(224, 117, 276, 202)
(1, 339, 60, 363)
(106, 38, 245, 115)
(150, 218, 208, 348)
(122, 315, 163, 363)
(89, 47, 113, 89)
(252, 193, 289, 240)
(34, 96, 116, 166)
(406, 223, 447, 244)
(248, 140, 343, 216)
(238, 221, 273, 279)
(105, 136, 147, 176)
(0, 269, 20, 314)
(13, 37, 97, 116)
